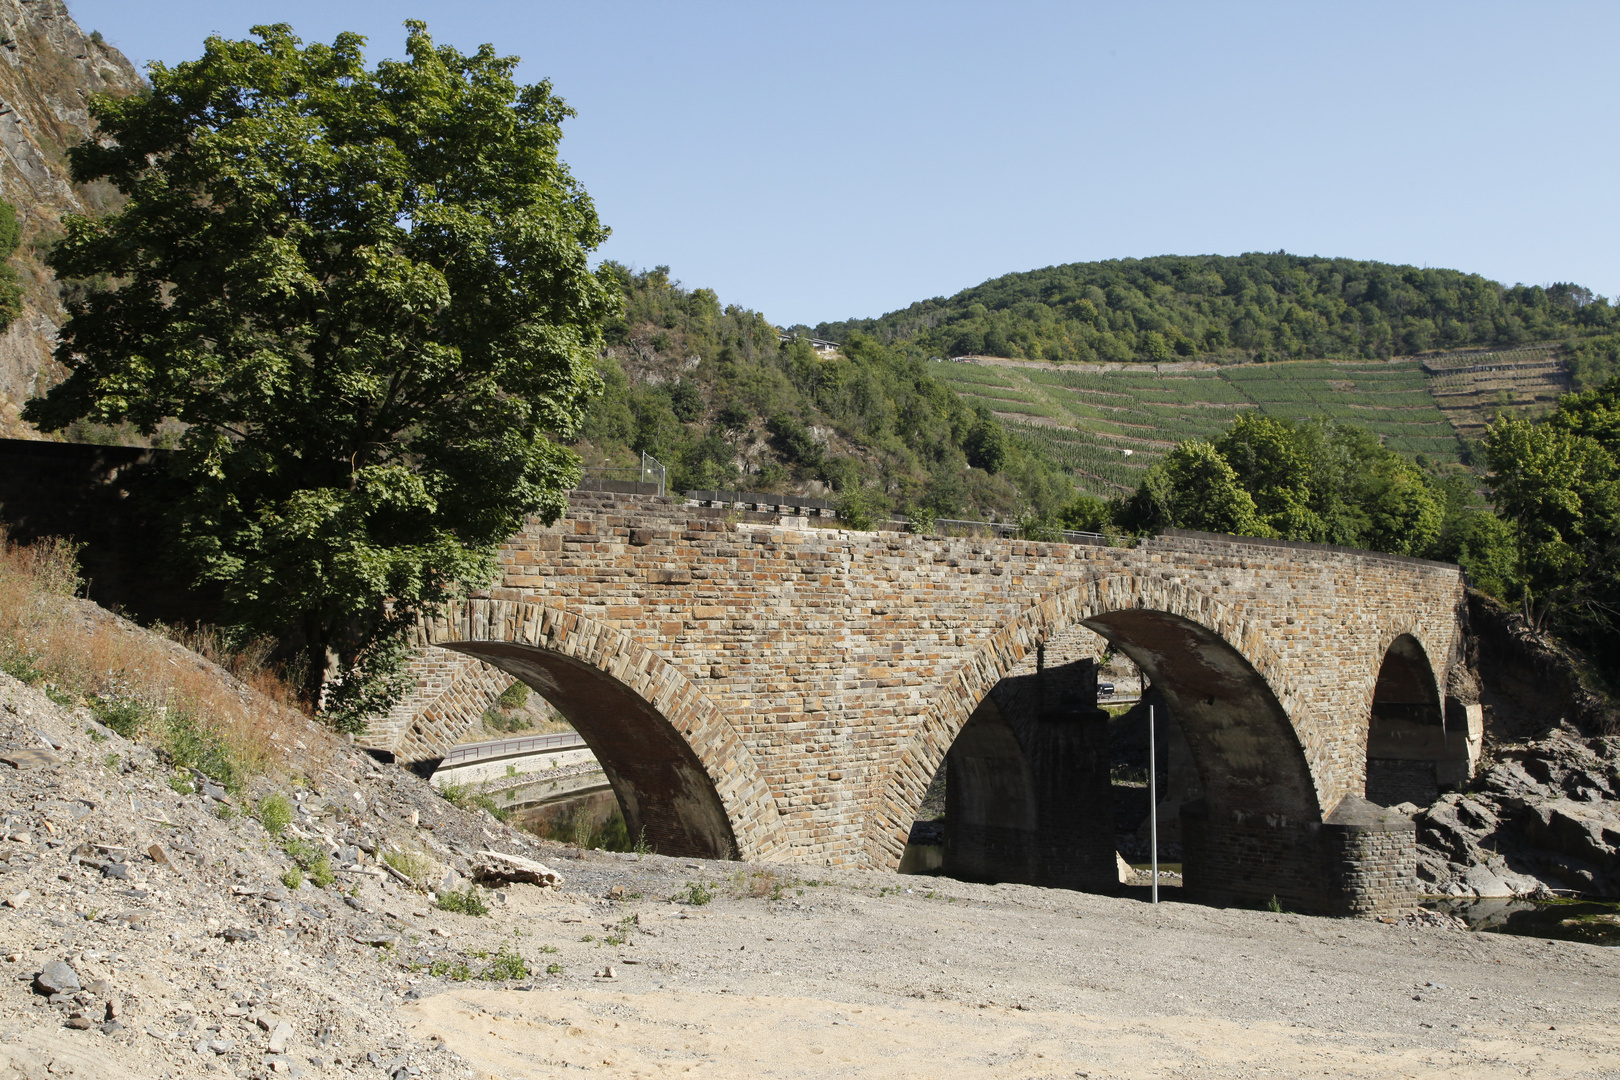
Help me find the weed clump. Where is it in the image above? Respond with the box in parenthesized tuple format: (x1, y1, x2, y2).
(256, 794, 293, 837)
(730, 869, 790, 900)
(429, 958, 472, 982)
(677, 880, 715, 906)
(439, 783, 511, 822)
(436, 887, 490, 917)
(283, 838, 335, 888)
(382, 847, 437, 887)
(479, 944, 528, 981)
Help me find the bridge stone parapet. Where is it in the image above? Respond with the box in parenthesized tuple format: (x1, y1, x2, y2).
(377, 490, 1469, 913)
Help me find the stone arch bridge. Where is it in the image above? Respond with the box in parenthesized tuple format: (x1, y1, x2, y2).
(368, 491, 1473, 914)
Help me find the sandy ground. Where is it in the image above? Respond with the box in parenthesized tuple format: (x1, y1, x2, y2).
(398, 853, 1620, 1080)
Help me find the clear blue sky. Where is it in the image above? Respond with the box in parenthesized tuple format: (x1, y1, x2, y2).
(68, 1, 1620, 329)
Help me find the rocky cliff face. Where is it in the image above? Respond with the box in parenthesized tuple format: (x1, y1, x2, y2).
(0, 0, 141, 437)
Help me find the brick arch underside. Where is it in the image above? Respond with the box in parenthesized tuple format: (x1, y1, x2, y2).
(865, 576, 1323, 869)
(1363, 629, 1463, 807)
(426, 602, 788, 862)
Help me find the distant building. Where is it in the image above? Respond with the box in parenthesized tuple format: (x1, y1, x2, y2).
(777, 331, 841, 355)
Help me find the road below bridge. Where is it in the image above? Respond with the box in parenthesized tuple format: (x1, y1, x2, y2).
(428, 732, 611, 815)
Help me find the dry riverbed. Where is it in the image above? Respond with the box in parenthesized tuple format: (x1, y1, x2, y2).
(2, 669, 1617, 1080)
(405, 855, 1620, 1079)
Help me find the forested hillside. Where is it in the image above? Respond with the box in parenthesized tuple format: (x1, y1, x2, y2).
(0, 0, 143, 438)
(814, 253, 1616, 367)
(573, 265, 1075, 524)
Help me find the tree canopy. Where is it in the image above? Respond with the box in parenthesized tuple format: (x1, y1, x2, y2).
(1113, 412, 1490, 567)
(1483, 379, 1620, 638)
(816, 253, 1615, 365)
(23, 22, 617, 723)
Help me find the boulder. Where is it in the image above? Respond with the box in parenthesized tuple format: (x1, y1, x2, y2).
(1462, 864, 1515, 898)
(33, 960, 80, 996)
(470, 850, 562, 887)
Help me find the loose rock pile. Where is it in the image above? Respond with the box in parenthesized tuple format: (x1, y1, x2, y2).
(0, 669, 577, 1080)
(1414, 727, 1620, 899)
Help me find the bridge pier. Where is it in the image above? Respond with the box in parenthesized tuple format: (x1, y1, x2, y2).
(1181, 797, 1419, 914)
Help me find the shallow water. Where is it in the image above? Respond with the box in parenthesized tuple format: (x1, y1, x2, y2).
(1428, 896, 1620, 946)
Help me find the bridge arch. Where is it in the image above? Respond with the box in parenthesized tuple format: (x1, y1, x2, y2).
(421, 600, 789, 862)
(867, 574, 1332, 907)
(1364, 627, 1465, 806)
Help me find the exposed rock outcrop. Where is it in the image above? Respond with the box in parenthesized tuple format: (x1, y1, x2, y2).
(1415, 728, 1620, 899)
(0, 0, 142, 437)
(1465, 590, 1619, 740)
(1407, 592, 1620, 899)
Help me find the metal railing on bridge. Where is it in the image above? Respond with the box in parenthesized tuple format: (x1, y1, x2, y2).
(683, 488, 1113, 545)
(438, 731, 588, 769)
(578, 451, 666, 496)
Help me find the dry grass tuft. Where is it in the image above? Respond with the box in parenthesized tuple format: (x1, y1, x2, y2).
(0, 528, 324, 789)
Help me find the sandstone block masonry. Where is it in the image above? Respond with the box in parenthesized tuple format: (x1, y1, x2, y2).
(374, 491, 1468, 913)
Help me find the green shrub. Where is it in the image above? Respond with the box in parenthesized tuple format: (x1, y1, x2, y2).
(89, 696, 147, 738)
(256, 794, 292, 836)
(161, 709, 243, 794)
(0, 648, 46, 684)
(436, 887, 490, 917)
(836, 488, 880, 531)
(480, 944, 528, 981)
(429, 958, 472, 981)
(382, 847, 436, 886)
(439, 783, 512, 822)
(283, 838, 334, 887)
(678, 880, 714, 906)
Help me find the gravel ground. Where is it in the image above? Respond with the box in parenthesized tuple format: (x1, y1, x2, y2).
(3, 667, 1619, 1080)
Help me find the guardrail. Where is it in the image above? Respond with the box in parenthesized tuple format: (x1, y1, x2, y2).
(683, 490, 1112, 545)
(438, 731, 588, 769)
(579, 452, 666, 496)
(686, 489, 838, 515)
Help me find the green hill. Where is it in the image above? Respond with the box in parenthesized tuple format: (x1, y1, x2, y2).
(581, 260, 1619, 512)
(813, 252, 1615, 365)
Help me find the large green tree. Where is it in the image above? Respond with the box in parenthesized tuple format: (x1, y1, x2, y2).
(24, 23, 618, 724)
(1483, 383, 1620, 634)
(1120, 439, 1265, 536)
